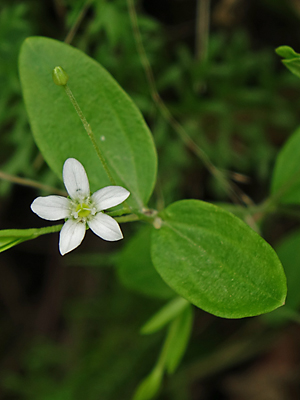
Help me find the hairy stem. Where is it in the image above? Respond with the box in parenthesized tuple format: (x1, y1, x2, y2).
(63, 85, 117, 186)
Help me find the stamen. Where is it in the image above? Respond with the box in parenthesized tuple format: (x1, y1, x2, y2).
(72, 211, 79, 219)
(76, 203, 91, 218)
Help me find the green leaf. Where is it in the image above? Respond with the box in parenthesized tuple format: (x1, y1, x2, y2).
(276, 46, 300, 79)
(0, 226, 62, 253)
(141, 297, 189, 335)
(135, 304, 193, 399)
(275, 46, 300, 60)
(117, 226, 174, 300)
(282, 58, 300, 79)
(19, 36, 157, 210)
(0, 237, 24, 252)
(151, 200, 287, 319)
(165, 306, 193, 374)
(132, 365, 163, 400)
(271, 127, 300, 204)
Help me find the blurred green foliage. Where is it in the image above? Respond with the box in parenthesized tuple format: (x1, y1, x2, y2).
(0, 3, 62, 196)
(1, 273, 166, 400)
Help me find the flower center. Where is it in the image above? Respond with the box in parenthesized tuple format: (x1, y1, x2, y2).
(75, 203, 91, 218)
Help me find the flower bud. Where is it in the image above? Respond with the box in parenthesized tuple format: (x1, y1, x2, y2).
(153, 217, 162, 229)
(52, 66, 69, 86)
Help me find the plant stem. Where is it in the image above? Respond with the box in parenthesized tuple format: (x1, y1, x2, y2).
(0, 225, 63, 238)
(106, 207, 135, 217)
(126, 0, 253, 206)
(114, 214, 140, 223)
(195, 0, 210, 61)
(64, 0, 93, 45)
(63, 84, 117, 186)
(113, 208, 159, 224)
(32, 224, 64, 237)
(0, 170, 66, 195)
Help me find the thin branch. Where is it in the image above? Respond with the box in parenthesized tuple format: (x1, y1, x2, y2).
(64, 0, 94, 45)
(126, 0, 252, 205)
(0, 170, 66, 195)
(195, 0, 210, 61)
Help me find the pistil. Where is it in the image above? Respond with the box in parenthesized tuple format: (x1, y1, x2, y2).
(76, 203, 91, 218)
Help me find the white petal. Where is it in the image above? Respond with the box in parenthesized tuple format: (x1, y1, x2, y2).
(31, 196, 70, 221)
(91, 186, 130, 211)
(63, 158, 90, 201)
(88, 213, 123, 241)
(59, 219, 86, 255)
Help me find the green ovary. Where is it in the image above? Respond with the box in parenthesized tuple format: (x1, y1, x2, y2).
(76, 203, 91, 218)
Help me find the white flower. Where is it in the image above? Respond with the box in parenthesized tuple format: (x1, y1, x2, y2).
(31, 158, 130, 255)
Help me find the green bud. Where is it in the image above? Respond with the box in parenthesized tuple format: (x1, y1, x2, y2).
(52, 66, 69, 86)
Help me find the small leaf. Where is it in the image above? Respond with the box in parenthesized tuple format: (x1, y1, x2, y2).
(19, 37, 157, 210)
(134, 305, 193, 400)
(0, 236, 25, 252)
(117, 226, 174, 299)
(151, 200, 287, 319)
(141, 297, 189, 335)
(282, 58, 300, 79)
(165, 306, 193, 374)
(0, 226, 62, 253)
(132, 365, 163, 400)
(275, 46, 300, 60)
(271, 127, 300, 204)
(275, 46, 300, 79)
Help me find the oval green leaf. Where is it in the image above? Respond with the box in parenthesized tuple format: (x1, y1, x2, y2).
(19, 36, 157, 210)
(151, 200, 287, 319)
(271, 127, 300, 204)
